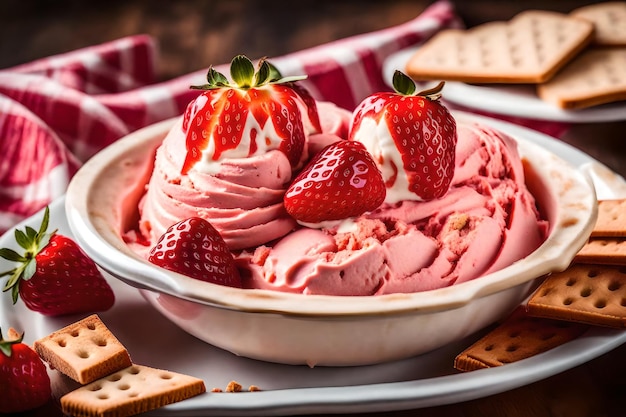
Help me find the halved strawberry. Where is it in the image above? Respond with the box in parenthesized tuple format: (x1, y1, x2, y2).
(350, 73, 457, 201)
(148, 217, 242, 288)
(284, 140, 386, 223)
(181, 55, 321, 174)
(0, 207, 115, 316)
(0, 328, 51, 414)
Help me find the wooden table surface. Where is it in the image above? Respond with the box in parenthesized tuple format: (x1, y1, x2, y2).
(2, 1, 625, 416)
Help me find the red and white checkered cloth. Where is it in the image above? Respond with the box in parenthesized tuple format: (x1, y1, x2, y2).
(0, 1, 566, 235)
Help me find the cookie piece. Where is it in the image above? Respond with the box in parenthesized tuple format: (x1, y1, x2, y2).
(571, 2, 626, 46)
(527, 264, 626, 328)
(454, 307, 588, 372)
(537, 48, 626, 109)
(34, 314, 132, 384)
(405, 10, 594, 83)
(575, 237, 626, 265)
(591, 199, 626, 237)
(60, 364, 206, 417)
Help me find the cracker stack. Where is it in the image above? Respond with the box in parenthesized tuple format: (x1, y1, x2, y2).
(455, 198, 626, 372)
(34, 315, 206, 417)
(406, 2, 626, 110)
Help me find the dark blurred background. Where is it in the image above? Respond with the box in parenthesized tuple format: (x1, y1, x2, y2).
(0, 0, 609, 80)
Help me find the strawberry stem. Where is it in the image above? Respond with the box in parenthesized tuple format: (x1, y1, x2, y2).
(392, 70, 445, 101)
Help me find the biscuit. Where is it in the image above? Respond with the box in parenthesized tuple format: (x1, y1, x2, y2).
(454, 307, 588, 372)
(405, 10, 594, 83)
(574, 238, 626, 265)
(591, 199, 626, 237)
(527, 264, 626, 328)
(60, 364, 206, 417)
(571, 2, 626, 46)
(537, 48, 626, 109)
(34, 314, 132, 384)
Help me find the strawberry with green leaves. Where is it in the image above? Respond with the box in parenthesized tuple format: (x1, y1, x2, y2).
(284, 140, 386, 223)
(0, 207, 115, 316)
(182, 55, 322, 174)
(148, 217, 242, 288)
(350, 72, 457, 202)
(0, 328, 51, 414)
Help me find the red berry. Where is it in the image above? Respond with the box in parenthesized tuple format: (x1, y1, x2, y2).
(284, 140, 386, 223)
(350, 75, 457, 201)
(0, 328, 51, 414)
(182, 55, 321, 174)
(148, 217, 242, 288)
(0, 207, 115, 316)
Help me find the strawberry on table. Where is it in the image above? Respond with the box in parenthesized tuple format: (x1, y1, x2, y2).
(284, 140, 386, 223)
(0, 206, 115, 316)
(182, 55, 322, 174)
(148, 217, 242, 288)
(0, 328, 51, 414)
(350, 72, 457, 203)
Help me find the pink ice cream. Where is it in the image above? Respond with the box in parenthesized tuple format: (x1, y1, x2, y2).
(235, 120, 548, 295)
(135, 101, 351, 251)
(130, 101, 548, 296)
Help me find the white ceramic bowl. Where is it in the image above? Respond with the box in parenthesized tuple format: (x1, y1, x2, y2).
(65, 112, 597, 367)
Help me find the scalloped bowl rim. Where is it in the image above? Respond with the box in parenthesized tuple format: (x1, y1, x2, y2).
(65, 111, 598, 318)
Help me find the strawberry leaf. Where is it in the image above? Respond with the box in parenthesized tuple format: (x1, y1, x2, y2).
(253, 59, 272, 86)
(25, 226, 37, 241)
(392, 70, 416, 96)
(38, 206, 50, 236)
(0, 248, 26, 263)
(14, 230, 30, 250)
(23, 259, 36, 281)
(230, 55, 255, 88)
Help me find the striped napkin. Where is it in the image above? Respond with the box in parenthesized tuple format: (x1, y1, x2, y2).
(0, 0, 560, 235)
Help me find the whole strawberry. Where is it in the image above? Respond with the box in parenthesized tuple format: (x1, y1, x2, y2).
(182, 55, 321, 174)
(148, 217, 242, 288)
(350, 72, 457, 202)
(284, 140, 386, 223)
(0, 328, 51, 413)
(0, 207, 115, 316)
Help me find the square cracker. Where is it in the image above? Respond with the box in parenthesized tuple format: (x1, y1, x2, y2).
(454, 306, 588, 372)
(574, 237, 626, 265)
(405, 10, 594, 84)
(527, 264, 626, 328)
(34, 314, 132, 384)
(60, 364, 206, 417)
(571, 2, 626, 46)
(591, 199, 626, 237)
(537, 48, 626, 109)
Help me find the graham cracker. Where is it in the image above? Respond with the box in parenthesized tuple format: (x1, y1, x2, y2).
(537, 48, 626, 109)
(527, 264, 626, 328)
(454, 306, 589, 372)
(405, 10, 594, 83)
(60, 364, 206, 417)
(34, 314, 132, 384)
(571, 2, 626, 46)
(575, 238, 626, 265)
(591, 199, 626, 237)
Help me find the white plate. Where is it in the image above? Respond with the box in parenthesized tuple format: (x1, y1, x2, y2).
(383, 47, 626, 123)
(2, 119, 626, 416)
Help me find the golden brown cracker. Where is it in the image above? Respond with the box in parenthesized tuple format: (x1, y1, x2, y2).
(591, 199, 626, 237)
(527, 264, 626, 328)
(34, 314, 132, 384)
(60, 364, 206, 417)
(571, 2, 626, 46)
(537, 48, 626, 109)
(454, 307, 588, 372)
(405, 10, 594, 83)
(575, 238, 626, 265)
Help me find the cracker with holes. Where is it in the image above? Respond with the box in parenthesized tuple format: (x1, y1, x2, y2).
(537, 48, 626, 109)
(34, 314, 132, 384)
(405, 10, 594, 83)
(591, 199, 626, 237)
(575, 238, 626, 265)
(527, 264, 626, 328)
(60, 364, 206, 417)
(454, 306, 589, 372)
(571, 1, 626, 46)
